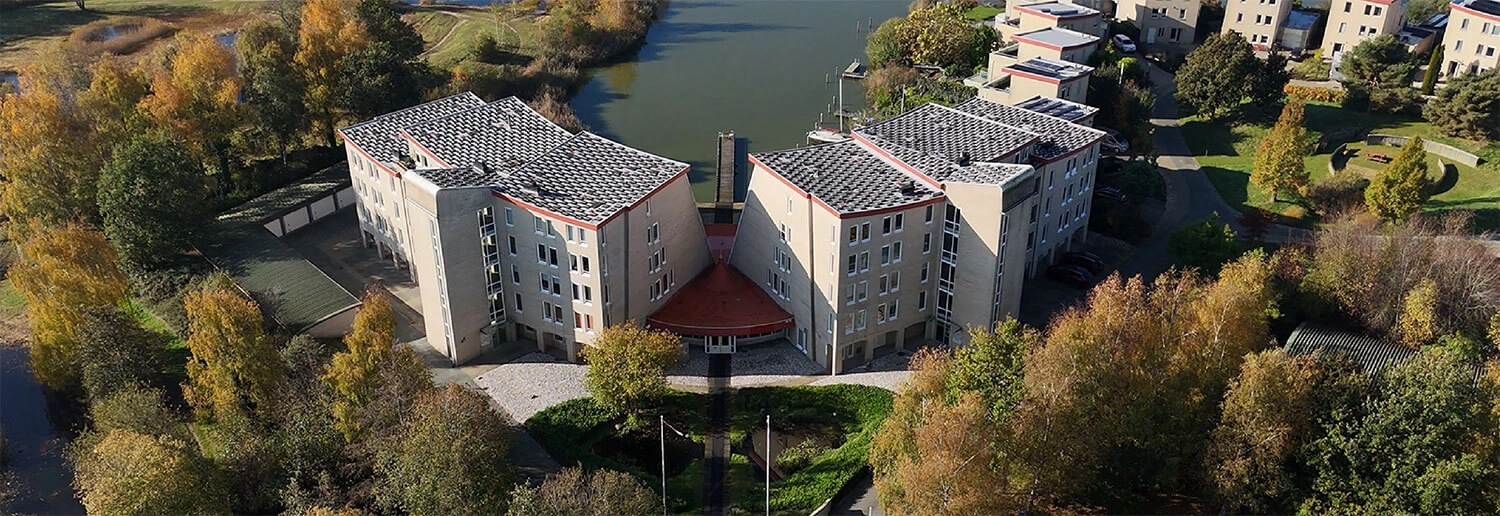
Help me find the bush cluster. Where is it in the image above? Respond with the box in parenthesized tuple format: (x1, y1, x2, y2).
(1284, 84, 1347, 104)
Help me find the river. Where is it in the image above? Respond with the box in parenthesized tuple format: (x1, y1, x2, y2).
(571, 0, 909, 202)
(0, 346, 86, 515)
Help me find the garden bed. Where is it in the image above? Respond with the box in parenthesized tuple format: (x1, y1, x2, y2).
(525, 384, 893, 514)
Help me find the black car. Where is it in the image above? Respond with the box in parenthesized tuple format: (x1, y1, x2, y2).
(1047, 264, 1093, 287)
(1061, 251, 1105, 274)
(1094, 185, 1126, 202)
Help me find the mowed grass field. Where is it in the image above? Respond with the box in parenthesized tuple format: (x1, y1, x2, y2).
(1180, 102, 1500, 229)
(0, 0, 268, 70)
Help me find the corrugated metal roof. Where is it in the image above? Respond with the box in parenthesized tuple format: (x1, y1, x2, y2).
(1284, 322, 1414, 377)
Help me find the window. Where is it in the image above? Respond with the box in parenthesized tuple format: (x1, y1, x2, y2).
(858, 251, 869, 272)
(646, 223, 660, 244)
(514, 293, 523, 312)
(890, 271, 900, 292)
(552, 276, 562, 296)
(787, 197, 793, 214)
(1373, 6, 1381, 16)
(1236, 12, 1243, 22)
(877, 303, 887, 323)
(512, 265, 520, 284)
(1344, 1, 1350, 12)
(549, 247, 559, 267)
(1339, 22, 1347, 33)
(848, 255, 857, 275)
(880, 246, 891, 266)
(921, 262, 930, 283)
(534, 215, 545, 234)
(848, 226, 859, 244)
(779, 223, 789, 243)
(537, 244, 547, 263)
(553, 303, 563, 323)
(575, 313, 584, 329)
(830, 225, 837, 244)
(543, 301, 554, 321)
(644, 201, 651, 216)
(504, 207, 513, 226)
(1363, 4, 1371, 14)
(845, 284, 856, 304)
(1457, 40, 1465, 51)
(879, 275, 889, 295)
(578, 230, 586, 245)
(894, 213, 904, 231)
(923, 233, 932, 254)
(1489, 47, 1497, 58)
(860, 222, 871, 241)
(892, 242, 903, 262)
(508, 236, 517, 255)
(882, 216, 892, 235)
(856, 310, 867, 330)
(566, 225, 574, 241)
(890, 299, 900, 319)
(857, 281, 868, 301)
(845, 314, 855, 335)
(925, 205, 934, 223)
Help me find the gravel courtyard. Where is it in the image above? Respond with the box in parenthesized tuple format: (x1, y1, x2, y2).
(474, 341, 916, 423)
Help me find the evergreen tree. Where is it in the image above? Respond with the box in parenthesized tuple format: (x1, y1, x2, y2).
(1175, 32, 1257, 119)
(1365, 137, 1433, 221)
(1251, 100, 1310, 203)
(1423, 68, 1500, 140)
(1340, 35, 1421, 113)
(1421, 45, 1444, 94)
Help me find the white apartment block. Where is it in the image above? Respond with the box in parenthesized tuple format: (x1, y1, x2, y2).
(733, 97, 1104, 372)
(971, 2, 1099, 106)
(1115, 0, 1201, 46)
(340, 93, 710, 364)
(1441, 0, 1500, 76)
(1224, 0, 1294, 49)
(996, 1, 1108, 41)
(1323, 0, 1407, 58)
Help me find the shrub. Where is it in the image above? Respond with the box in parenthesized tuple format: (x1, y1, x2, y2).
(1303, 174, 1371, 216)
(1291, 50, 1331, 80)
(1283, 83, 1346, 104)
(68, 17, 176, 56)
(775, 437, 833, 474)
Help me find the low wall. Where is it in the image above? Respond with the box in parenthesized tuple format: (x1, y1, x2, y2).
(1428, 159, 1459, 196)
(1328, 142, 1350, 175)
(1365, 134, 1482, 167)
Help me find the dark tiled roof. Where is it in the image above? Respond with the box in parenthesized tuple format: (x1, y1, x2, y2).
(1458, 0, 1500, 17)
(338, 92, 484, 163)
(751, 141, 942, 215)
(855, 103, 1039, 173)
(409, 166, 501, 189)
(954, 97, 1105, 161)
(495, 132, 688, 225)
(404, 97, 574, 173)
(1015, 96, 1100, 122)
(938, 162, 1035, 185)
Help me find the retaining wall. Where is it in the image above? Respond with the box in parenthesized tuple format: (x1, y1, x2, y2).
(1365, 134, 1482, 167)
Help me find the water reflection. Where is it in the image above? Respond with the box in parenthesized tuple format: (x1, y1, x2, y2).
(0, 346, 86, 514)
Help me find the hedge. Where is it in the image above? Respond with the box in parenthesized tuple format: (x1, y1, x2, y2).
(1284, 84, 1347, 104)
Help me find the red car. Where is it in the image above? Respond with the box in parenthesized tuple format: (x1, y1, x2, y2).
(1062, 251, 1105, 274)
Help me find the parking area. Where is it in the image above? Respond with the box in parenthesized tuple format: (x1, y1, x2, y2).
(1017, 233, 1136, 328)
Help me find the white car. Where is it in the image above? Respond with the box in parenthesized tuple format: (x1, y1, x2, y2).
(1112, 34, 1137, 53)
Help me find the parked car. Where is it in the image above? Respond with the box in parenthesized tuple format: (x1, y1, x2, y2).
(1112, 34, 1137, 53)
(1048, 264, 1094, 287)
(1094, 185, 1127, 202)
(1061, 251, 1105, 274)
(1100, 127, 1129, 155)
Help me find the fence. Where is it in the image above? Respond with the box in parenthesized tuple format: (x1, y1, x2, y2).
(1365, 134, 1483, 167)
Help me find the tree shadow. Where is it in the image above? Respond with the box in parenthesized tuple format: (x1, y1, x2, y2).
(1178, 119, 1245, 156)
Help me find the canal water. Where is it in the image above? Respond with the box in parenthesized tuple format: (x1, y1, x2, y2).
(0, 346, 86, 514)
(571, 0, 908, 201)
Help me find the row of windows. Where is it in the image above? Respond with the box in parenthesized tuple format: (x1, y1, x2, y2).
(512, 294, 599, 331)
(1459, 18, 1500, 35)
(1453, 40, 1500, 57)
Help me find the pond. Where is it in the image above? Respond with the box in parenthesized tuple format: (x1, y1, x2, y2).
(0, 71, 18, 94)
(570, 0, 907, 201)
(84, 23, 142, 43)
(0, 346, 85, 514)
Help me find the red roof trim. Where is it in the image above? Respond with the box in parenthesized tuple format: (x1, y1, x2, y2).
(341, 136, 400, 178)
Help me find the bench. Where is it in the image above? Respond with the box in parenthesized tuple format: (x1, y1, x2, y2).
(1369, 153, 1392, 164)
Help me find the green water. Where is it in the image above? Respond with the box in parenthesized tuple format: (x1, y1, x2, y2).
(570, 0, 908, 202)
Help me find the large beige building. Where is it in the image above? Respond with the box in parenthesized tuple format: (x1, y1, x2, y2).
(1223, 0, 1294, 48)
(996, 1, 1108, 40)
(340, 94, 711, 364)
(733, 97, 1103, 371)
(1115, 0, 1201, 47)
(1322, 0, 1407, 58)
(1440, 0, 1500, 76)
(972, 1, 1098, 106)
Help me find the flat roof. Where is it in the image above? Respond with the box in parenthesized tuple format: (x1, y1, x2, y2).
(338, 92, 484, 164)
(1015, 1, 1100, 17)
(1013, 27, 1101, 49)
(1014, 95, 1100, 122)
(751, 140, 942, 215)
(1286, 10, 1319, 30)
(1456, 0, 1500, 17)
(1004, 57, 1094, 82)
(953, 97, 1105, 161)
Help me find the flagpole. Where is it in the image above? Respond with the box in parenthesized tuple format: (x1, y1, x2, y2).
(661, 415, 668, 516)
(766, 414, 771, 516)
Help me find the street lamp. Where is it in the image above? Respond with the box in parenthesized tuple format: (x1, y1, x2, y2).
(660, 416, 688, 516)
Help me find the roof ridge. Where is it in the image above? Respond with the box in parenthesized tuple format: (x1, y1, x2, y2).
(337, 91, 482, 133)
(960, 97, 1105, 137)
(930, 102, 1044, 140)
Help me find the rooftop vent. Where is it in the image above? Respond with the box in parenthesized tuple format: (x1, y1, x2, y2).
(956, 152, 972, 166)
(899, 179, 918, 195)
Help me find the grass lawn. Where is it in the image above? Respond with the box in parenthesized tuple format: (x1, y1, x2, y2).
(1181, 101, 1500, 229)
(0, 0, 266, 70)
(405, 2, 544, 70)
(964, 4, 1003, 20)
(526, 385, 893, 514)
(0, 278, 25, 317)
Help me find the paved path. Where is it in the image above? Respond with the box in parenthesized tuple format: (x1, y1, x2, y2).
(702, 355, 733, 516)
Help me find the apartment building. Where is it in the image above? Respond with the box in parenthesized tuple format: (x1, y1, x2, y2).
(1115, 0, 1200, 47)
(1441, 0, 1500, 76)
(733, 97, 1103, 371)
(1322, 0, 1407, 58)
(340, 94, 710, 364)
(968, 55, 1094, 105)
(1223, 0, 1294, 49)
(995, 1, 1107, 40)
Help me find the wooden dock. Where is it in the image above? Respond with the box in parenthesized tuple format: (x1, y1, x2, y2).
(714, 132, 736, 224)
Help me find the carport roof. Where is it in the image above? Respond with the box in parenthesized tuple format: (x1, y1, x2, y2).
(201, 165, 360, 334)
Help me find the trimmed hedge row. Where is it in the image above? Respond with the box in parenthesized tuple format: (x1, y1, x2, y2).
(1284, 84, 1347, 104)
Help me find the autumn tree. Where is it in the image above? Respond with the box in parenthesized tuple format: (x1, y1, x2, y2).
(1302, 350, 1500, 513)
(75, 307, 164, 403)
(1397, 277, 1441, 347)
(0, 47, 104, 235)
(85, 385, 187, 443)
(1364, 136, 1432, 221)
(8, 225, 129, 390)
(866, 17, 910, 68)
(98, 131, 210, 267)
(1175, 32, 1258, 119)
(238, 17, 310, 161)
(947, 321, 1035, 421)
(1167, 212, 1241, 275)
(296, 0, 369, 145)
(1251, 100, 1310, 202)
(182, 277, 285, 424)
(581, 322, 685, 418)
(324, 289, 433, 442)
(888, 394, 1011, 515)
(140, 33, 245, 181)
(506, 467, 657, 516)
(1424, 68, 1500, 141)
(1014, 252, 1278, 504)
(77, 58, 151, 158)
(376, 385, 513, 515)
(1204, 350, 1321, 513)
(893, 3, 996, 71)
(72, 430, 228, 516)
